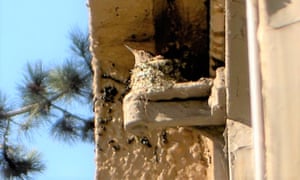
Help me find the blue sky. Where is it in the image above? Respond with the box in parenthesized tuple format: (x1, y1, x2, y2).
(0, 0, 94, 179)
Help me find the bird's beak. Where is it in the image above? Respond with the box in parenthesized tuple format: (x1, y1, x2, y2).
(124, 44, 135, 54)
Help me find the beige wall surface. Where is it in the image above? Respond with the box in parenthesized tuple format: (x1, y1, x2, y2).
(225, 0, 250, 125)
(258, 0, 300, 179)
(89, 0, 300, 179)
(89, 0, 227, 179)
(225, 0, 254, 179)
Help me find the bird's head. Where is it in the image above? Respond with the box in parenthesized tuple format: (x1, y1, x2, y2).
(124, 45, 154, 66)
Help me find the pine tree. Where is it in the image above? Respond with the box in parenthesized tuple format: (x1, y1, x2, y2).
(0, 28, 93, 179)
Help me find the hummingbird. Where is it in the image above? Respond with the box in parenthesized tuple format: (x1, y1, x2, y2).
(124, 45, 183, 93)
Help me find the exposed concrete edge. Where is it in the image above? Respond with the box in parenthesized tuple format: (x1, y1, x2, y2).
(123, 68, 226, 136)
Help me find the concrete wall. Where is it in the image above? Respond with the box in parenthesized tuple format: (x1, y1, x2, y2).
(89, 0, 300, 179)
(89, 0, 227, 179)
(257, 0, 300, 179)
(225, 0, 254, 179)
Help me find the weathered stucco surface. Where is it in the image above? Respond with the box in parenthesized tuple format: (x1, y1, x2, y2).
(258, 0, 300, 179)
(225, 0, 253, 179)
(89, 0, 227, 179)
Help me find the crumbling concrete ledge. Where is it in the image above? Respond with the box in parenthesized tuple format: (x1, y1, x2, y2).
(123, 67, 226, 136)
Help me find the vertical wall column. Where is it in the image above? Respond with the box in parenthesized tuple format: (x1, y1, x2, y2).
(258, 0, 300, 179)
(225, 0, 254, 179)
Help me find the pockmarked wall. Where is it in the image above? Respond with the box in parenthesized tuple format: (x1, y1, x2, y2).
(88, 0, 227, 179)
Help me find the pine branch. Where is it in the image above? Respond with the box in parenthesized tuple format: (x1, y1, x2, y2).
(0, 27, 94, 179)
(0, 111, 45, 180)
(81, 119, 94, 142)
(2, 118, 10, 145)
(48, 61, 91, 100)
(51, 103, 89, 122)
(1, 145, 45, 179)
(0, 92, 65, 119)
(69, 28, 92, 73)
(51, 114, 81, 143)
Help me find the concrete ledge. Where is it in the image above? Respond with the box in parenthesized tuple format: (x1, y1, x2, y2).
(123, 68, 226, 136)
(144, 78, 213, 101)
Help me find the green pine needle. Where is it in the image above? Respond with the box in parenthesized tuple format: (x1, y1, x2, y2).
(20, 62, 49, 105)
(69, 28, 92, 72)
(0, 145, 45, 179)
(51, 114, 81, 143)
(48, 61, 89, 101)
(0, 27, 94, 179)
(81, 119, 94, 143)
(0, 93, 9, 136)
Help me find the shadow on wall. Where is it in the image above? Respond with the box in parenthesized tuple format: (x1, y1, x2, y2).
(266, 0, 291, 15)
(153, 0, 210, 80)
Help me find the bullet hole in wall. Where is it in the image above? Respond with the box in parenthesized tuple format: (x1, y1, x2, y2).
(140, 136, 152, 148)
(101, 86, 118, 102)
(160, 130, 168, 144)
(98, 125, 106, 136)
(127, 33, 153, 42)
(131, 34, 137, 40)
(97, 143, 104, 152)
(98, 118, 106, 124)
(108, 139, 115, 144)
(112, 144, 121, 151)
(127, 136, 135, 144)
(100, 125, 106, 131)
(108, 139, 121, 152)
(98, 117, 112, 124)
(108, 107, 113, 114)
